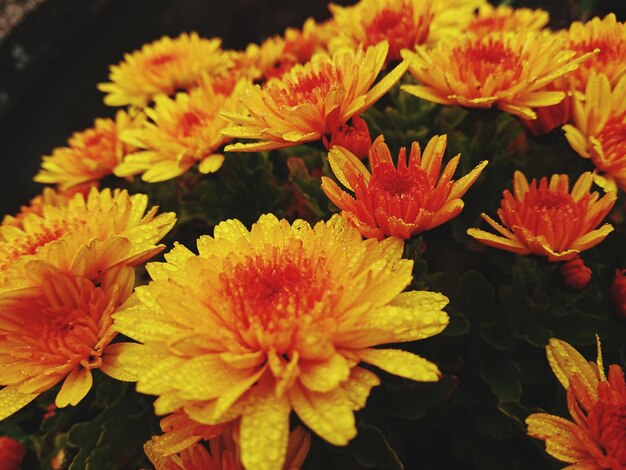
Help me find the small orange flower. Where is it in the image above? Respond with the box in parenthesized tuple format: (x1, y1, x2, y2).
(328, 0, 433, 63)
(323, 115, 372, 159)
(115, 77, 251, 182)
(402, 31, 593, 119)
(98, 33, 233, 107)
(562, 14, 626, 92)
(0, 437, 26, 470)
(223, 42, 408, 152)
(321, 135, 487, 239)
(467, 171, 616, 261)
(34, 110, 145, 191)
(527, 337, 626, 469)
(560, 257, 592, 290)
(466, 4, 549, 37)
(563, 73, 626, 191)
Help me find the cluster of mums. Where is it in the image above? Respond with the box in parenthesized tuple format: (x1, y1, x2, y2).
(1, 0, 626, 468)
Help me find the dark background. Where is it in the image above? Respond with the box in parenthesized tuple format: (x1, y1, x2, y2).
(0, 0, 624, 216)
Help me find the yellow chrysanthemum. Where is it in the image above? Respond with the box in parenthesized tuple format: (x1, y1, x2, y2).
(145, 412, 311, 470)
(1, 187, 71, 233)
(222, 41, 408, 152)
(428, 0, 488, 42)
(113, 214, 449, 470)
(114, 77, 251, 182)
(562, 14, 626, 92)
(98, 33, 233, 107)
(0, 261, 137, 420)
(328, 0, 433, 63)
(466, 4, 549, 37)
(34, 110, 145, 191)
(564, 73, 626, 192)
(402, 31, 593, 119)
(0, 188, 176, 279)
(526, 337, 626, 469)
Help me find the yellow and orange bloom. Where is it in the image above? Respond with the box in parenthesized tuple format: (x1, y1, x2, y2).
(323, 115, 372, 160)
(0, 262, 137, 420)
(114, 77, 251, 182)
(223, 41, 408, 152)
(465, 4, 549, 37)
(113, 214, 449, 470)
(34, 110, 145, 191)
(402, 31, 593, 119)
(321, 135, 487, 240)
(0, 437, 26, 470)
(145, 413, 310, 470)
(328, 0, 433, 64)
(526, 337, 626, 469)
(467, 171, 616, 261)
(563, 73, 626, 192)
(0, 188, 176, 278)
(561, 14, 626, 92)
(1, 187, 72, 233)
(98, 33, 233, 107)
(428, 0, 488, 41)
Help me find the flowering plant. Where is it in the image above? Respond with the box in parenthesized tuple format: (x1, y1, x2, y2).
(0, 1, 625, 469)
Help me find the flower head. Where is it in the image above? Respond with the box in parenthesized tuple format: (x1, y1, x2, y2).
(328, 0, 433, 63)
(1, 188, 72, 233)
(562, 14, 626, 92)
(321, 135, 487, 239)
(98, 33, 233, 107)
(563, 73, 626, 191)
(467, 171, 615, 261)
(0, 262, 137, 420)
(466, 4, 549, 36)
(0, 437, 26, 470)
(115, 77, 250, 182)
(323, 115, 372, 159)
(113, 214, 449, 470)
(526, 337, 626, 469)
(223, 42, 408, 152)
(34, 110, 145, 191)
(402, 31, 592, 119)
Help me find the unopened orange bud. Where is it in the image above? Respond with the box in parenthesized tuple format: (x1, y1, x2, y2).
(610, 269, 626, 319)
(561, 257, 591, 290)
(0, 437, 26, 470)
(324, 115, 372, 159)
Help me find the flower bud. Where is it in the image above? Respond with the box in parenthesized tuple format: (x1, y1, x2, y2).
(324, 115, 372, 159)
(610, 269, 626, 319)
(0, 437, 26, 470)
(561, 257, 591, 290)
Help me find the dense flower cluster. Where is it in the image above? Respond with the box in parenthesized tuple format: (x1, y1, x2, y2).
(2, 1, 626, 469)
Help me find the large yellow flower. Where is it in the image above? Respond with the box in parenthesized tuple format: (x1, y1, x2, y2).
(223, 41, 408, 152)
(98, 33, 233, 107)
(564, 73, 626, 192)
(467, 171, 615, 261)
(561, 14, 626, 92)
(526, 337, 626, 469)
(465, 4, 549, 37)
(328, 0, 433, 63)
(34, 110, 145, 191)
(115, 77, 250, 182)
(321, 135, 487, 239)
(0, 188, 176, 279)
(113, 214, 449, 470)
(1, 188, 71, 233)
(402, 31, 592, 119)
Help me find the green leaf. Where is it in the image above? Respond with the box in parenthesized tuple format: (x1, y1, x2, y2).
(460, 270, 495, 319)
(346, 424, 403, 470)
(479, 354, 522, 402)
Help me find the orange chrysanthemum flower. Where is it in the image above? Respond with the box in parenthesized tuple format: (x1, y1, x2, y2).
(466, 4, 549, 36)
(114, 77, 251, 182)
(563, 73, 626, 192)
(1, 188, 72, 233)
(526, 337, 626, 469)
(402, 31, 592, 119)
(0, 188, 176, 278)
(113, 214, 449, 470)
(223, 42, 408, 152)
(467, 171, 616, 261)
(328, 0, 433, 63)
(322, 135, 487, 239)
(145, 412, 310, 470)
(0, 262, 137, 420)
(34, 110, 145, 191)
(0, 437, 26, 470)
(98, 33, 233, 107)
(562, 14, 626, 92)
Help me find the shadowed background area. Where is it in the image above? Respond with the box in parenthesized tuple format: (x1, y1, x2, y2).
(0, 0, 624, 216)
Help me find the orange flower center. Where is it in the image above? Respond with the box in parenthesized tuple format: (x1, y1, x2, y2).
(364, 5, 430, 61)
(587, 400, 626, 468)
(268, 64, 342, 108)
(468, 15, 509, 34)
(594, 114, 626, 167)
(455, 39, 524, 86)
(572, 37, 626, 68)
(147, 53, 177, 68)
(179, 109, 210, 137)
(370, 164, 430, 198)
